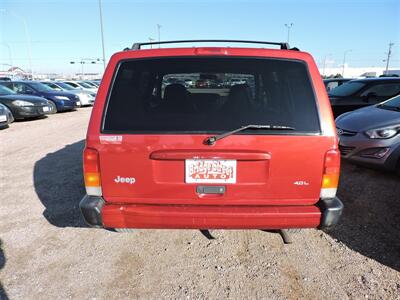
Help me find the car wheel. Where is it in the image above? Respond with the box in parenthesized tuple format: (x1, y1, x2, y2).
(48, 101, 57, 113)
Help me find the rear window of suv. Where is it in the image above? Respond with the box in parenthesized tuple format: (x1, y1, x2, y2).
(103, 57, 320, 134)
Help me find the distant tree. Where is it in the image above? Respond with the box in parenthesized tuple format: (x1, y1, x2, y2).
(334, 74, 343, 78)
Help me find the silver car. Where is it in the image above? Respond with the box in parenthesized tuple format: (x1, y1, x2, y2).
(336, 94, 400, 174)
(41, 81, 96, 106)
(63, 81, 98, 93)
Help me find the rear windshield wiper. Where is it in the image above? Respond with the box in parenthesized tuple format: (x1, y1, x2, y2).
(204, 124, 295, 145)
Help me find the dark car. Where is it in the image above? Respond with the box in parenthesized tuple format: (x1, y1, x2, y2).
(0, 81, 81, 112)
(328, 78, 400, 117)
(0, 103, 14, 129)
(0, 84, 51, 120)
(323, 78, 352, 92)
(336, 94, 400, 175)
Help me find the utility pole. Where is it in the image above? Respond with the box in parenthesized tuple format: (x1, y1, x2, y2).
(148, 37, 155, 49)
(71, 61, 85, 79)
(384, 42, 394, 73)
(98, 0, 106, 71)
(284, 23, 294, 44)
(342, 49, 352, 77)
(157, 24, 162, 48)
(70, 58, 102, 79)
(3, 10, 33, 79)
(322, 54, 332, 77)
(81, 61, 84, 80)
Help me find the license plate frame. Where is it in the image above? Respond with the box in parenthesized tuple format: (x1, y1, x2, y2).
(185, 159, 237, 184)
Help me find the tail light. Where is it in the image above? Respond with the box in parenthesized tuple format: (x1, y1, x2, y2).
(320, 149, 340, 199)
(83, 147, 102, 196)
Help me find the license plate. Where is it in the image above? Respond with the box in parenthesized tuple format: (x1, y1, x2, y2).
(43, 106, 49, 112)
(0, 115, 7, 122)
(76, 101, 81, 106)
(185, 159, 237, 183)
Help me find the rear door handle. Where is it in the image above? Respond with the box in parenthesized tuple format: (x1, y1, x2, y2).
(196, 186, 226, 194)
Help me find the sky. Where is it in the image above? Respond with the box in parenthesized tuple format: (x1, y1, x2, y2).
(0, 0, 399, 75)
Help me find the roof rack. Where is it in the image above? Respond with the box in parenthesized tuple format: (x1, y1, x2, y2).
(130, 40, 292, 50)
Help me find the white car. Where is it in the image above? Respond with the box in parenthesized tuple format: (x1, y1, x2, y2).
(42, 81, 96, 106)
(63, 81, 98, 93)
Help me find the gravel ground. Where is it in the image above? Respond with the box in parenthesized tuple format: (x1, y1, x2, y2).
(0, 107, 399, 299)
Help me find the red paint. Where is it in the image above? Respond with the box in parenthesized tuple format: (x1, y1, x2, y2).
(102, 204, 321, 229)
(84, 46, 339, 229)
(150, 149, 271, 161)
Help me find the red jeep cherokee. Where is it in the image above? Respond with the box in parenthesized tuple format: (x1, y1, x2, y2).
(80, 40, 343, 231)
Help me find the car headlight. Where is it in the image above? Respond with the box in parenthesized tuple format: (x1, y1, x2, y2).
(54, 96, 70, 100)
(365, 125, 400, 139)
(12, 100, 34, 106)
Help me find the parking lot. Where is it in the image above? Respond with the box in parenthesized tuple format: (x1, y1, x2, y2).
(0, 107, 398, 299)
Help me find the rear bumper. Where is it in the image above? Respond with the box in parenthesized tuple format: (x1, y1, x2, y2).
(79, 196, 343, 229)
